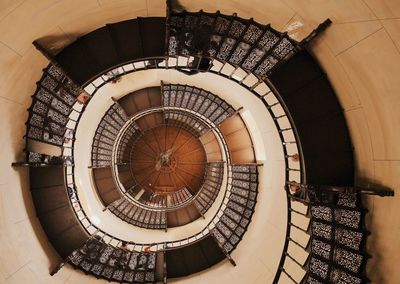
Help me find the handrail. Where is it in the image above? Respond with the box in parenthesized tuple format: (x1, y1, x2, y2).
(110, 106, 228, 212)
(63, 57, 237, 250)
(195, 56, 306, 283)
(63, 56, 302, 255)
(21, 12, 375, 282)
(26, 56, 303, 264)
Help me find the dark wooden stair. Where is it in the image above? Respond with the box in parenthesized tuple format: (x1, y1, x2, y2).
(117, 86, 162, 117)
(166, 235, 226, 278)
(92, 167, 121, 207)
(30, 166, 88, 258)
(269, 50, 354, 185)
(55, 17, 166, 85)
(166, 203, 201, 228)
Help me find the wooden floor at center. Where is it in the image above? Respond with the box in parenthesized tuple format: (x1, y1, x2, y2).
(130, 125, 206, 195)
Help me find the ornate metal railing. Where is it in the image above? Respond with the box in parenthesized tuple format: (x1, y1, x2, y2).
(61, 58, 223, 246)
(26, 64, 83, 147)
(91, 103, 129, 167)
(18, 10, 394, 282)
(24, 55, 299, 253)
(202, 56, 306, 283)
(110, 106, 229, 211)
(55, 48, 387, 283)
(22, 55, 302, 279)
(212, 164, 258, 253)
(68, 236, 159, 283)
(162, 83, 235, 126)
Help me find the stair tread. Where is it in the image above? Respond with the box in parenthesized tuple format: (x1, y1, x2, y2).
(107, 19, 144, 63)
(138, 17, 166, 57)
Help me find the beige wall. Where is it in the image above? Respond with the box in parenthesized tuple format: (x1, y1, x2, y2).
(0, 0, 399, 283)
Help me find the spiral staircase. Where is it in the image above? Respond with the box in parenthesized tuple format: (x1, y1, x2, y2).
(11, 3, 395, 284)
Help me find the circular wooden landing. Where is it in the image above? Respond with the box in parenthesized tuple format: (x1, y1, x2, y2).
(130, 125, 206, 195)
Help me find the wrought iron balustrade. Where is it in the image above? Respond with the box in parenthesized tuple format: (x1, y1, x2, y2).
(62, 56, 301, 265)
(21, 54, 304, 281)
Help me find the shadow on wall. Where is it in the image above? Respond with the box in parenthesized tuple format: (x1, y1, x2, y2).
(167, 0, 185, 12)
(360, 178, 393, 284)
(365, 227, 385, 284)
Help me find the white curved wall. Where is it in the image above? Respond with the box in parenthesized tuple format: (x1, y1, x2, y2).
(1, 0, 399, 283)
(74, 68, 287, 283)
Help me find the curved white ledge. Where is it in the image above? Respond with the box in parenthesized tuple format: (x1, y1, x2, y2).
(74, 67, 288, 276)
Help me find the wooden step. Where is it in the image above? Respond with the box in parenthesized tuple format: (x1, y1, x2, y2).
(29, 166, 89, 258)
(107, 19, 144, 63)
(31, 185, 69, 215)
(117, 87, 162, 117)
(166, 235, 225, 278)
(55, 17, 166, 85)
(92, 167, 121, 206)
(166, 203, 201, 228)
(270, 50, 354, 185)
(138, 17, 166, 58)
